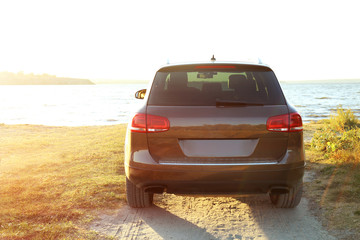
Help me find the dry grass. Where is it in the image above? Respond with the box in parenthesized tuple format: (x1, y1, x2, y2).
(1, 121, 359, 239)
(0, 124, 127, 239)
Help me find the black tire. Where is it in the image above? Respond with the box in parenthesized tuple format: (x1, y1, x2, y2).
(126, 177, 153, 208)
(269, 180, 303, 208)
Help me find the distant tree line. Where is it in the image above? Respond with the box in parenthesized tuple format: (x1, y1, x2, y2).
(0, 71, 94, 85)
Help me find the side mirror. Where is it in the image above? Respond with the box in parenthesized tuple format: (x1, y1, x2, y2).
(135, 89, 146, 99)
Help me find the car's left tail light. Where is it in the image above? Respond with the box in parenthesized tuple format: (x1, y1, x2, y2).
(130, 113, 170, 133)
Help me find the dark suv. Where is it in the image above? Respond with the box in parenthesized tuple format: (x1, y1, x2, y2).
(125, 61, 305, 208)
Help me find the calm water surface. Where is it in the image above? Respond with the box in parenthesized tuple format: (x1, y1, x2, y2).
(281, 82, 360, 122)
(0, 84, 147, 126)
(0, 82, 359, 126)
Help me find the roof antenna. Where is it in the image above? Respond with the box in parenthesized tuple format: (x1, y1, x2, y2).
(258, 57, 263, 64)
(211, 54, 216, 62)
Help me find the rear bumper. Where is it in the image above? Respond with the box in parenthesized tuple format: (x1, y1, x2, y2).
(125, 160, 305, 194)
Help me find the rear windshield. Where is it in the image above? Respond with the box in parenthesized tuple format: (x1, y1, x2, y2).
(148, 69, 285, 106)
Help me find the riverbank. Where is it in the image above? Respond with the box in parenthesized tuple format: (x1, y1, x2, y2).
(303, 118, 360, 240)
(0, 122, 358, 239)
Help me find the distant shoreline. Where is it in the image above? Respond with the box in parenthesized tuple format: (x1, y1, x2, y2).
(91, 79, 148, 84)
(0, 82, 95, 85)
(280, 79, 360, 84)
(0, 78, 95, 85)
(0, 71, 94, 85)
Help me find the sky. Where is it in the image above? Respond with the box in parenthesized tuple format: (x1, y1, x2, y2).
(0, 0, 359, 82)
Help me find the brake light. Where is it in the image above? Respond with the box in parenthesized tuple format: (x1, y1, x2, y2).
(289, 113, 303, 132)
(130, 113, 170, 133)
(130, 113, 147, 133)
(147, 114, 170, 132)
(267, 113, 303, 132)
(195, 65, 236, 69)
(267, 114, 289, 132)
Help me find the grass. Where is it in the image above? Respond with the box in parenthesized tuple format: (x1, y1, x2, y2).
(304, 107, 360, 238)
(0, 124, 127, 239)
(1, 108, 359, 238)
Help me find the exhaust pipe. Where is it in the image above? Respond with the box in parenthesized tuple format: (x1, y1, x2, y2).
(144, 185, 166, 193)
(270, 186, 290, 195)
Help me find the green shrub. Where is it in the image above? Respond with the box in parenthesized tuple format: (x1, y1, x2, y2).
(311, 107, 360, 163)
(329, 107, 359, 131)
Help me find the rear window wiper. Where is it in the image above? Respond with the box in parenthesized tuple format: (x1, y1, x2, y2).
(216, 100, 264, 107)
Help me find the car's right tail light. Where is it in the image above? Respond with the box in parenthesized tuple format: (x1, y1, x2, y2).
(267, 112, 303, 132)
(130, 113, 170, 133)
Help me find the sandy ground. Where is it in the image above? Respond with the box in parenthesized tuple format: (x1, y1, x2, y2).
(91, 172, 335, 240)
(91, 129, 335, 239)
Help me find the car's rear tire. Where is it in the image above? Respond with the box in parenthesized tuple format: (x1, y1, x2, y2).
(126, 177, 153, 208)
(269, 180, 303, 208)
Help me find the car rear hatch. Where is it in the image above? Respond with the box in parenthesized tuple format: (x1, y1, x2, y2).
(145, 64, 290, 165)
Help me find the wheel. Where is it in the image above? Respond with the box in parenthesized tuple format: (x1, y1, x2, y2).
(269, 180, 303, 208)
(126, 177, 153, 208)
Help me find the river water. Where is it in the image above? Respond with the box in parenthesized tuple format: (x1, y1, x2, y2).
(0, 82, 359, 126)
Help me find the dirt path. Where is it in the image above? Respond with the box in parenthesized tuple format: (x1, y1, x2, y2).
(91, 125, 334, 239)
(92, 174, 335, 240)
